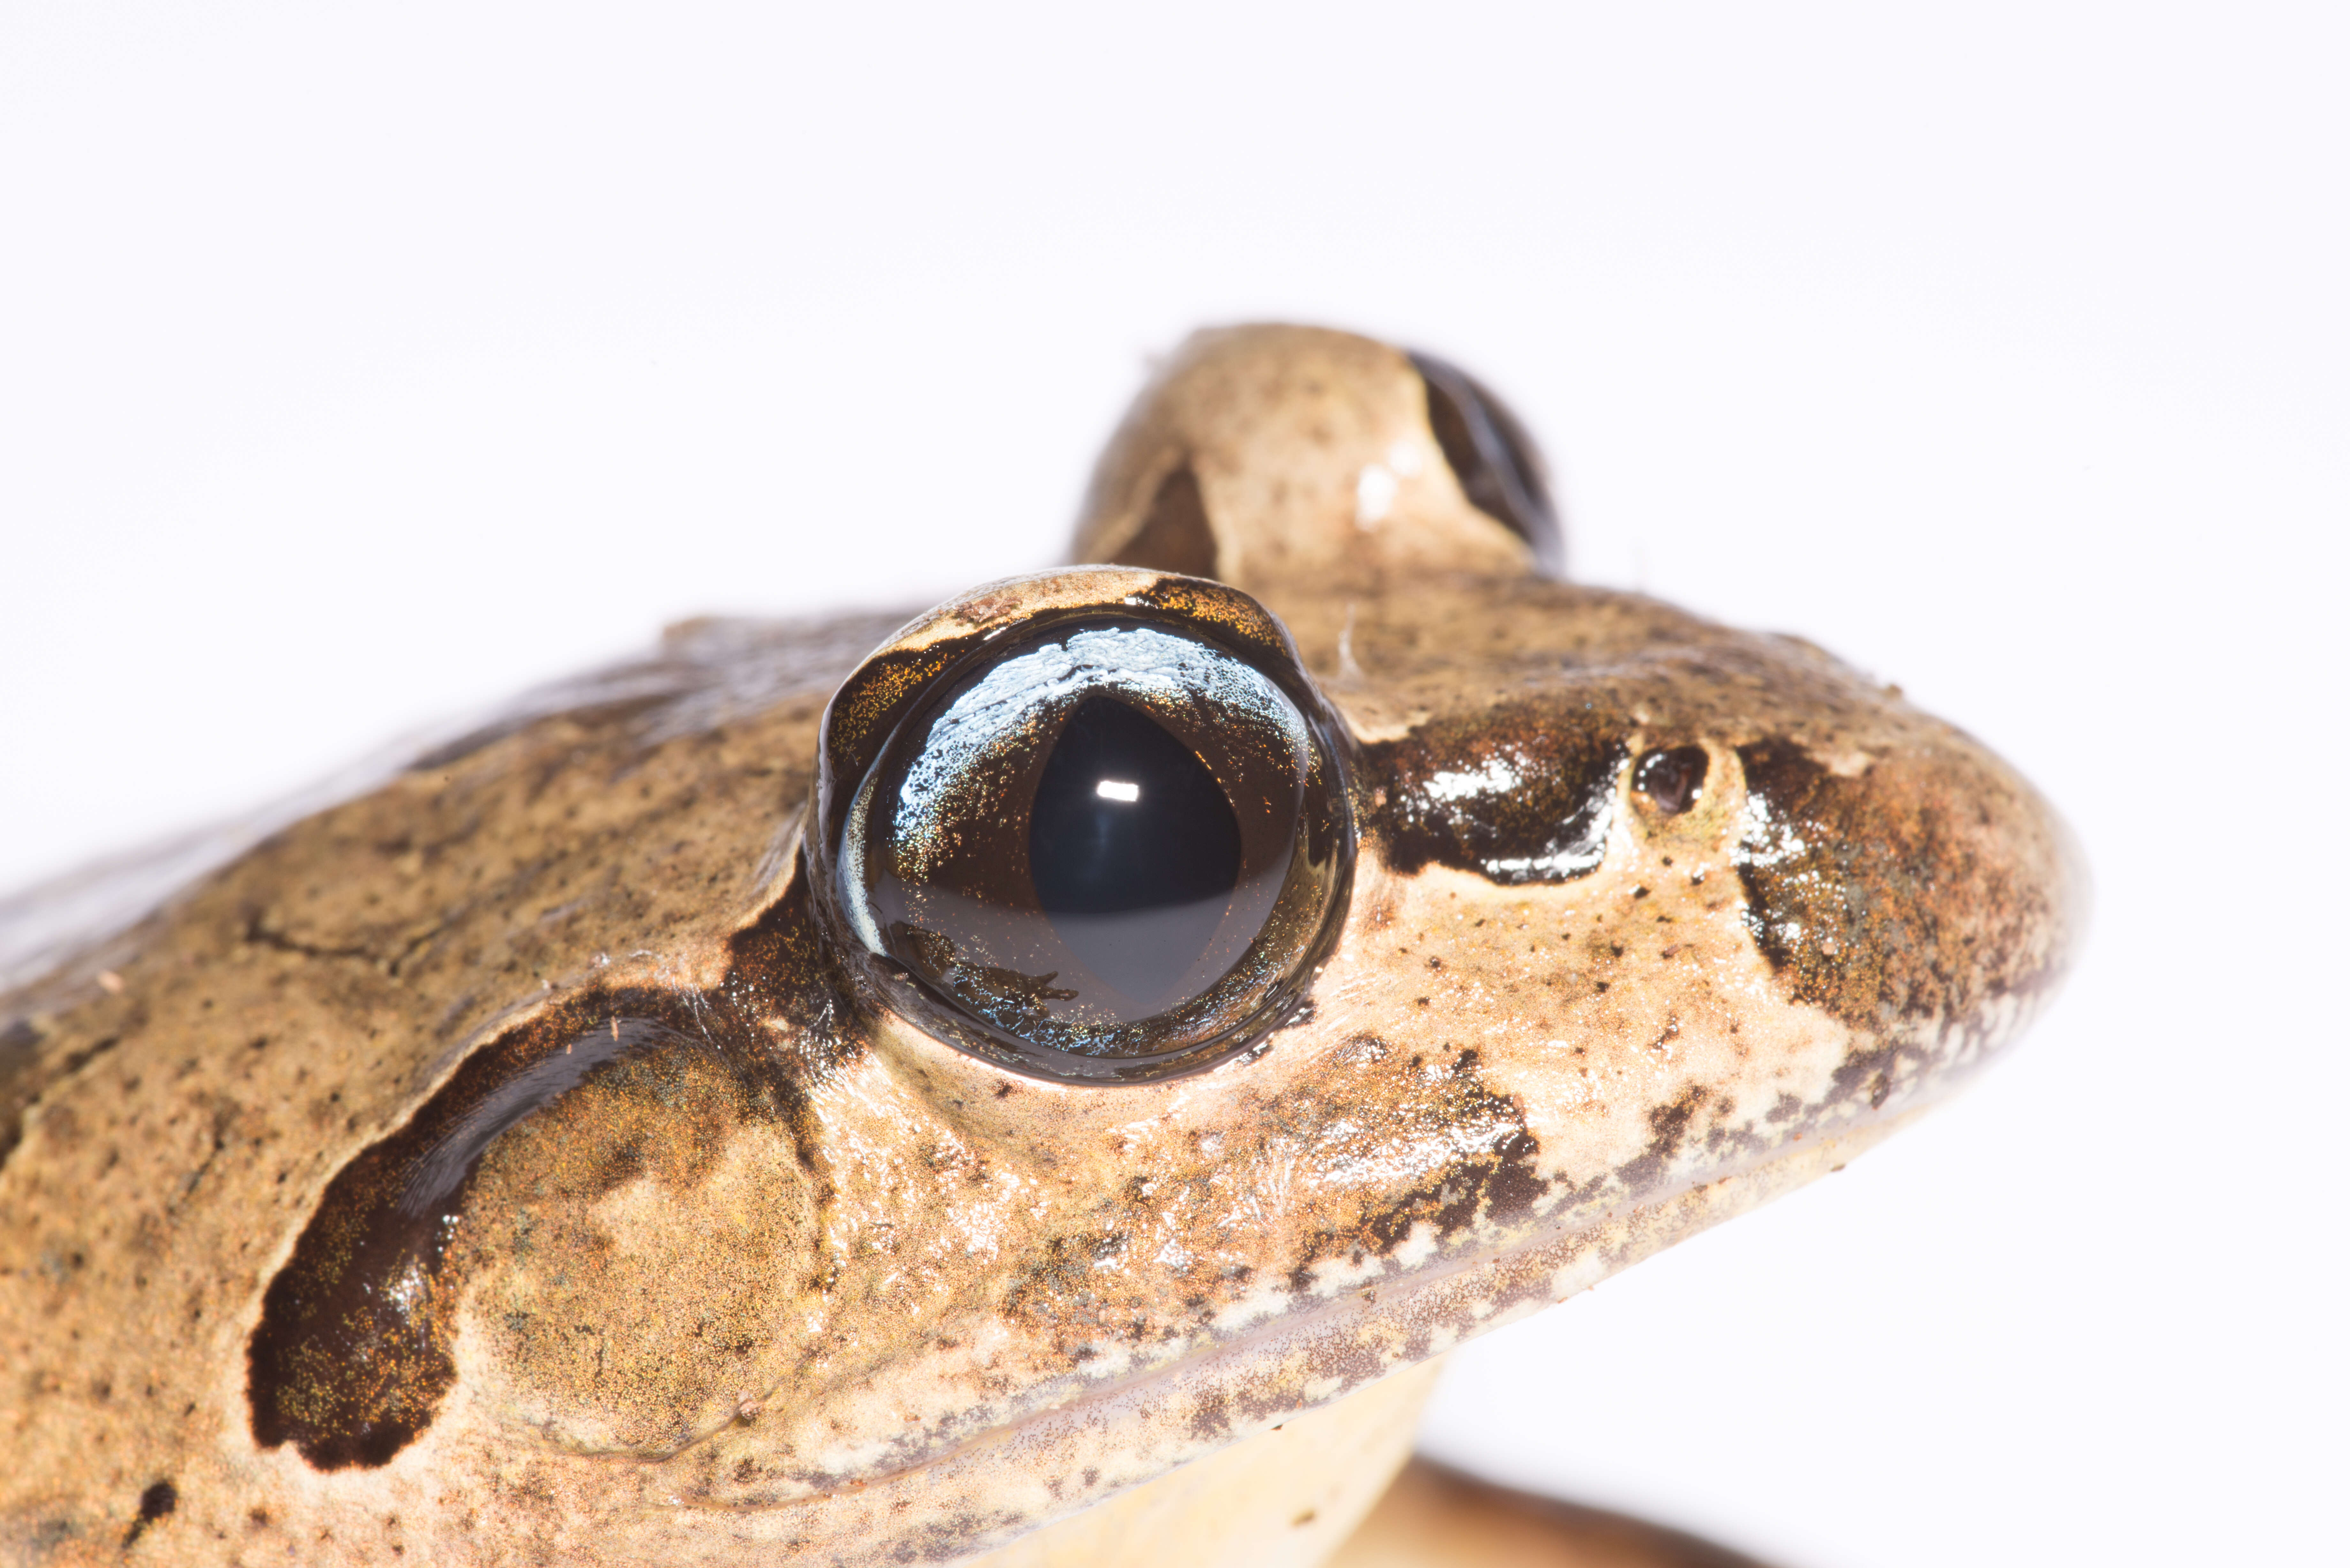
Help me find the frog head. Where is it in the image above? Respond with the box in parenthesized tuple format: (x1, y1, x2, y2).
(4, 326, 2078, 1567)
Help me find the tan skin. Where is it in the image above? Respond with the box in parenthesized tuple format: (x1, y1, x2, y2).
(0, 326, 2077, 1566)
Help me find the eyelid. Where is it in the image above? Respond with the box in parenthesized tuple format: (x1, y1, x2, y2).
(885, 624, 1303, 869)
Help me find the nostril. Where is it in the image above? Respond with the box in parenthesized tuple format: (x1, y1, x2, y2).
(1634, 747, 1708, 815)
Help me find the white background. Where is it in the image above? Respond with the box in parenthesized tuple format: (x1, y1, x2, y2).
(4, 5, 2342, 1564)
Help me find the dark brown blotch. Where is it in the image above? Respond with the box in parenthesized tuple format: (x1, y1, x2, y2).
(122, 1479, 175, 1550)
(1366, 702, 1625, 885)
(1612, 1085, 1705, 1197)
(248, 881, 833, 1470)
(1292, 1046, 1545, 1288)
(247, 993, 687, 1469)
(1733, 737, 2062, 1035)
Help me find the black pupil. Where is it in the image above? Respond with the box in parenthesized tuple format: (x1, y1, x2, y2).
(1028, 696, 1242, 1013)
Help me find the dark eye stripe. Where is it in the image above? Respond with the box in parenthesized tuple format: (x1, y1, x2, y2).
(1367, 703, 1625, 886)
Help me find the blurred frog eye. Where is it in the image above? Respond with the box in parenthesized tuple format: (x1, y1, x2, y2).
(838, 615, 1351, 1082)
(1412, 350, 1563, 575)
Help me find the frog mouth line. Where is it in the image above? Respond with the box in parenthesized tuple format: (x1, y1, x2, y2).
(673, 1104, 1929, 1532)
(595, 1116, 1928, 1568)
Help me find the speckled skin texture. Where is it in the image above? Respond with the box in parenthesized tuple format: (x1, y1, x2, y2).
(0, 325, 2078, 1565)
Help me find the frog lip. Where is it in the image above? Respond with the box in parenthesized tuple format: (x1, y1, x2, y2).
(669, 1113, 1917, 1566)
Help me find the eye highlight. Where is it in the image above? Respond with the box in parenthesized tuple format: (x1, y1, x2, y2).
(833, 604, 1351, 1083)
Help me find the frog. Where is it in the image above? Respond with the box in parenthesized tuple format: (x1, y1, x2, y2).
(0, 323, 2079, 1567)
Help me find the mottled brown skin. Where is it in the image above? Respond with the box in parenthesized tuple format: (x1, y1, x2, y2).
(0, 325, 2077, 1566)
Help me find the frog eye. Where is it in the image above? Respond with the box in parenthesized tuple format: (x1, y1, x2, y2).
(1412, 351, 1564, 575)
(828, 597, 1352, 1083)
